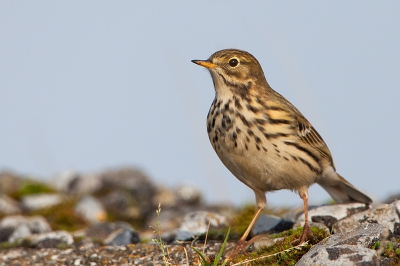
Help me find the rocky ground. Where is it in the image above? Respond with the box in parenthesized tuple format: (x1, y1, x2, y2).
(0, 167, 399, 265)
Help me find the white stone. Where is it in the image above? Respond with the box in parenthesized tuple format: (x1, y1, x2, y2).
(52, 170, 80, 192)
(391, 199, 400, 216)
(175, 185, 202, 205)
(21, 194, 62, 211)
(334, 204, 399, 234)
(176, 211, 227, 240)
(8, 224, 31, 242)
(0, 215, 51, 239)
(296, 223, 382, 266)
(75, 195, 107, 223)
(296, 245, 377, 266)
(30, 230, 74, 246)
(295, 202, 369, 224)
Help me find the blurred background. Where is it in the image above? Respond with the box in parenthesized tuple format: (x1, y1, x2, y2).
(1, 1, 399, 207)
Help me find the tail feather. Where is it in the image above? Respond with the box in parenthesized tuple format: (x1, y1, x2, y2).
(318, 169, 372, 204)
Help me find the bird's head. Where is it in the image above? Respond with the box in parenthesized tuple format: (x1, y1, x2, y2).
(192, 49, 269, 96)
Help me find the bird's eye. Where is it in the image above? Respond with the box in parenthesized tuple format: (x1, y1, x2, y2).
(229, 58, 239, 67)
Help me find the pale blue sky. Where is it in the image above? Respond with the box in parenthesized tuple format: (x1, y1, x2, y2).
(1, 2, 399, 206)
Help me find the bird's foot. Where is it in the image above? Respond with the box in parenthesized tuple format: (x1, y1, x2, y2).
(228, 239, 248, 259)
(291, 225, 316, 245)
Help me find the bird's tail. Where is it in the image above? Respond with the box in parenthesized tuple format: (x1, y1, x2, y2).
(317, 170, 372, 204)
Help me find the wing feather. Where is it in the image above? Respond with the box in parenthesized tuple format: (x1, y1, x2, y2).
(270, 90, 335, 168)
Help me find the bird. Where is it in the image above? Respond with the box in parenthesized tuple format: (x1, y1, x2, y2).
(191, 49, 372, 249)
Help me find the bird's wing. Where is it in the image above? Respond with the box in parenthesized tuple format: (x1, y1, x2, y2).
(271, 90, 335, 168)
(296, 116, 335, 168)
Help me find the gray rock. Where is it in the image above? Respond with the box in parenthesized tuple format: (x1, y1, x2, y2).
(296, 223, 382, 266)
(104, 227, 139, 246)
(53, 170, 102, 195)
(26, 216, 52, 234)
(295, 203, 370, 229)
(29, 230, 74, 248)
(298, 245, 377, 266)
(334, 204, 399, 234)
(100, 167, 157, 219)
(147, 208, 183, 233)
(252, 214, 281, 235)
(85, 222, 140, 246)
(160, 230, 179, 244)
(0, 215, 51, 242)
(175, 231, 193, 242)
(52, 170, 81, 192)
(77, 173, 104, 195)
(0, 225, 14, 242)
(8, 224, 31, 242)
(0, 194, 21, 215)
(246, 234, 283, 251)
(100, 167, 155, 194)
(100, 190, 141, 220)
(175, 211, 228, 241)
(252, 214, 294, 235)
(174, 185, 202, 206)
(75, 195, 107, 223)
(21, 193, 62, 211)
(146, 204, 236, 239)
(391, 199, 400, 217)
(0, 215, 51, 233)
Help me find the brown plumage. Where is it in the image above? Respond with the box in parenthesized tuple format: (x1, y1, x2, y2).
(192, 49, 372, 249)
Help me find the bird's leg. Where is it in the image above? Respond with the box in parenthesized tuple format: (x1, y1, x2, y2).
(293, 190, 315, 245)
(298, 193, 312, 243)
(228, 207, 263, 258)
(239, 207, 263, 242)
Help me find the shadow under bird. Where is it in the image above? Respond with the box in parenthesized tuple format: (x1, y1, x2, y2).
(192, 49, 372, 252)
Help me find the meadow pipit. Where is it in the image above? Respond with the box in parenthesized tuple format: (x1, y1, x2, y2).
(192, 49, 372, 250)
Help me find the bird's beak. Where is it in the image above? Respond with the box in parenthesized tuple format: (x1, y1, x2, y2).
(191, 60, 217, 69)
